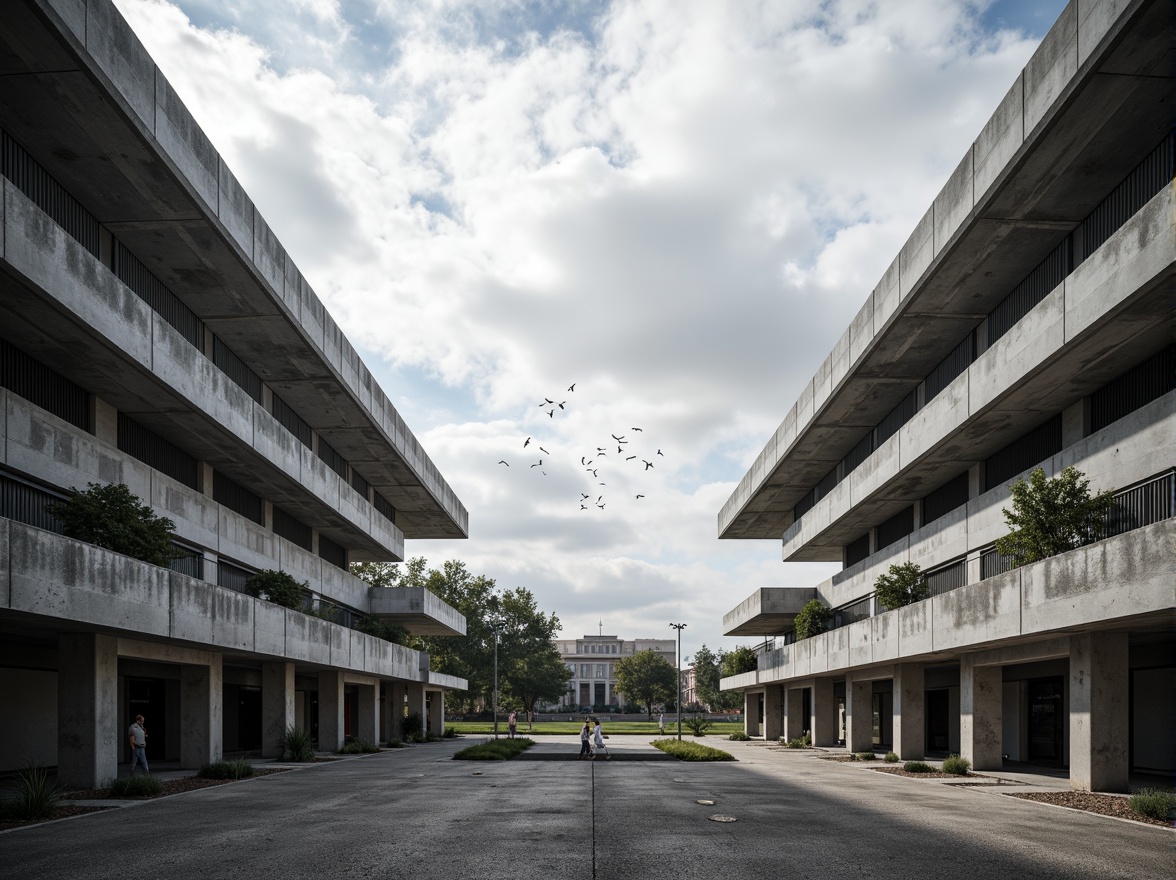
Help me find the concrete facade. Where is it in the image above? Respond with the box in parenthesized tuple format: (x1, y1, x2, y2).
(0, 0, 468, 787)
(718, 0, 1174, 792)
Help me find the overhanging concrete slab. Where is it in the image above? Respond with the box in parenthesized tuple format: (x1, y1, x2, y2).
(368, 586, 466, 637)
(723, 587, 818, 636)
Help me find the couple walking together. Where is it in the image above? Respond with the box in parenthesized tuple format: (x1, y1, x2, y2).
(578, 718, 608, 760)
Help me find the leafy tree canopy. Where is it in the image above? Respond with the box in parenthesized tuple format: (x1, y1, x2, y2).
(719, 645, 759, 677)
(613, 649, 677, 719)
(794, 599, 831, 640)
(995, 467, 1114, 567)
(48, 482, 181, 567)
(245, 569, 307, 609)
(873, 562, 927, 611)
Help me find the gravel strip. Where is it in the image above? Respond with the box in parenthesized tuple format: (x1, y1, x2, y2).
(871, 767, 979, 779)
(63, 767, 289, 801)
(0, 804, 111, 831)
(1007, 791, 1173, 828)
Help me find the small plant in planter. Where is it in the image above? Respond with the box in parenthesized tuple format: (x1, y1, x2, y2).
(794, 599, 832, 640)
(873, 562, 928, 611)
(282, 726, 316, 761)
(785, 738, 806, 749)
(47, 482, 182, 567)
(1128, 788, 1176, 821)
(941, 754, 971, 775)
(245, 570, 309, 610)
(685, 714, 712, 737)
(198, 760, 254, 780)
(11, 762, 63, 820)
(109, 775, 163, 797)
(400, 712, 424, 742)
(728, 731, 750, 741)
(855, 751, 876, 761)
(884, 751, 899, 763)
(902, 761, 934, 773)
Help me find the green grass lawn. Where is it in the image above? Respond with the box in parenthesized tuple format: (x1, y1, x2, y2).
(445, 720, 745, 736)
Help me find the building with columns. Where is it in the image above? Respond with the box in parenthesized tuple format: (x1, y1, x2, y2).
(553, 635, 677, 709)
(0, 0, 468, 788)
(717, 0, 1173, 792)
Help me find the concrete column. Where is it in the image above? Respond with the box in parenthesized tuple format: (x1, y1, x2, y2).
(845, 677, 873, 753)
(892, 663, 925, 760)
(261, 662, 295, 758)
(357, 682, 378, 745)
(743, 691, 759, 736)
(387, 681, 407, 740)
(405, 682, 426, 738)
(318, 670, 345, 753)
(57, 633, 119, 789)
(762, 685, 782, 741)
(784, 688, 805, 741)
(427, 690, 445, 736)
(812, 679, 838, 747)
(960, 656, 1002, 770)
(180, 655, 223, 768)
(1070, 632, 1129, 792)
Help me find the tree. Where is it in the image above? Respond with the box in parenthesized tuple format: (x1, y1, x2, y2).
(348, 561, 401, 588)
(505, 649, 572, 727)
(720, 645, 759, 677)
(995, 467, 1114, 567)
(47, 482, 181, 567)
(245, 569, 308, 609)
(873, 562, 928, 611)
(794, 599, 831, 640)
(613, 649, 677, 719)
(691, 644, 721, 711)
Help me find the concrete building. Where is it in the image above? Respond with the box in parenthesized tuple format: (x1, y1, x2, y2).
(0, 0, 469, 788)
(717, 0, 1173, 792)
(553, 635, 677, 709)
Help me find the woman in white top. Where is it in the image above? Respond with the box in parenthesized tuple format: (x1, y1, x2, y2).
(592, 720, 608, 760)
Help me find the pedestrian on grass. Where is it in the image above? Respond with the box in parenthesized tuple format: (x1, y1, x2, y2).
(578, 719, 592, 759)
(128, 714, 149, 776)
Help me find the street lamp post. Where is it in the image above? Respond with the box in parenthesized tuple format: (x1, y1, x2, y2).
(670, 623, 686, 741)
(491, 620, 502, 740)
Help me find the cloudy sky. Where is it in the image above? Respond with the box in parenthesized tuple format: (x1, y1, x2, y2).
(115, 0, 1066, 661)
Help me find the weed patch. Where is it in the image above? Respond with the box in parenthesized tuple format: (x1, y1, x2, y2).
(651, 739, 735, 762)
(453, 738, 535, 760)
(197, 760, 254, 780)
(109, 775, 163, 797)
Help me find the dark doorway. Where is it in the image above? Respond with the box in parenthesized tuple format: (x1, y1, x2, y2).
(237, 686, 262, 751)
(803, 688, 812, 735)
(127, 678, 167, 761)
(594, 682, 606, 706)
(872, 692, 893, 749)
(1028, 678, 1064, 763)
(926, 689, 950, 753)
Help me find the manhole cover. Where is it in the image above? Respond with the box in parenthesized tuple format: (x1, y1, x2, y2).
(708, 815, 737, 823)
(696, 799, 715, 805)
(472, 772, 483, 776)
(673, 778, 687, 783)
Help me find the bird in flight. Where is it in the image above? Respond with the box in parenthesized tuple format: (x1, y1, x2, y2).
(580, 504, 587, 510)
(568, 383, 576, 392)
(643, 460, 654, 470)
(626, 455, 636, 461)
(656, 449, 664, 456)
(557, 401, 566, 409)
(538, 399, 553, 406)
(581, 493, 589, 500)
(539, 446, 550, 454)
(498, 460, 509, 466)
(596, 503, 606, 510)
(611, 434, 625, 441)
(524, 437, 531, 447)
(547, 409, 554, 418)
(635, 494, 644, 499)
(631, 427, 643, 432)
(531, 460, 543, 468)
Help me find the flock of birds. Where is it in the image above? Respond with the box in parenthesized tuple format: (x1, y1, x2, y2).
(495, 383, 665, 510)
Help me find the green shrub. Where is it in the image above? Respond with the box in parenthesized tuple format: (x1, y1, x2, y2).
(47, 482, 181, 567)
(794, 599, 832, 640)
(802, 732, 811, 746)
(728, 731, 750, 741)
(10, 762, 63, 820)
(1128, 788, 1176, 821)
(339, 740, 379, 755)
(197, 760, 254, 780)
(109, 775, 163, 797)
(884, 751, 899, 763)
(855, 751, 876, 761)
(651, 739, 735, 762)
(996, 466, 1114, 567)
(385, 738, 404, 748)
(354, 613, 410, 646)
(453, 738, 535, 760)
(784, 738, 806, 749)
(903, 761, 934, 774)
(282, 726, 316, 761)
(941, 754, 971, 775)
(442, 727, 458, 738)
(685, 714, 712, 737)
(245, 570, 308, 610)
(401, 712, 424, 742)
(873, 562, 928, 611)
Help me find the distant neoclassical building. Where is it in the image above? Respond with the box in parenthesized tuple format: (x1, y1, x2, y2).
(553, 634, 677, 709)
(717, 0, 1173, 792)
(0, 0, 468, 788)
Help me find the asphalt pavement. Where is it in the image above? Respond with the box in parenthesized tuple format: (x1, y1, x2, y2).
(1, 736, 1169, 879)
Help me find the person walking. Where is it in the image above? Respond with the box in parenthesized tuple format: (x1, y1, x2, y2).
(593, 718, 609, 760)
(658, 712, 665, 735)
(578, 719, 592, 759)
(508, 710, 517, 739)
(128, 714, 149, 776)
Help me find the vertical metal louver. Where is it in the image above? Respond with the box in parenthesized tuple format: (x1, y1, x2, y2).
(924, 333, 975, 404)
(273, 506, 312, 551)
(1090, 345, 1175, 433)
(0, 338, 90, 431)
(117, 414, 199, 490)
(373, 491, 396, 524)
(1083, 130, 1174, 257)
(877, 506, 914, 550)
(987, 238, 1071, 347)
(217, 560, 254, 594)
(875, 389, 919, 447)
(0, 471, 66, 533)
(213, 472, 264, 524)
(1, 130, 100, 257)
(844, 533, 871, 567)
(317, 437, 347, 480)
(922, 471, 970, 526)
(318, 534, 347, 569)
(984, 416, 1063, 492)
(211, 337, 264, 403)
(272, 394, 313, 449)
(112, 240, 205, 349)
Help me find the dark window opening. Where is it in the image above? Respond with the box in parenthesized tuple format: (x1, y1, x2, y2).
(876, 505, 914, 550)
(318, 534, 347, 569)
(213, 472, 263, 524)
(987, 238, 1071, 347)
(273, 506, 312, 551)
(984, 415, 1063, 493)
(0, 469, 66, 533)
(272, 394, 312, 448)
(112, 240, 204, 349)
(875, 389, 919, 447)
(925, 332, 974, 404)
(211, 336, 263, 403)
(0, 337, 91, 431)
(844, 533, 871, 568)
(1090, 345, 1175, 433)
(317, 437, 347, 480)
(217, 559, 253, 594)
(118, 414, 199, 490)
(373, 491, 396, 525)
(349, 469, 370, 500)
(1083, 129, 1174, 257)
(1, 130, 100, 257)
(922, 471, 969, 526)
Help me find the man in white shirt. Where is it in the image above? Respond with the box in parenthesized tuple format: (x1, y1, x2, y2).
(128, 715, 149, 776)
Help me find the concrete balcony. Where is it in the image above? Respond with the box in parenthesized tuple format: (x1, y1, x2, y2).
(369, 586, 466, 637)
(0, 518, 467, 686)
(722, 587, 817, 637)
(720, 518, 1175, 691)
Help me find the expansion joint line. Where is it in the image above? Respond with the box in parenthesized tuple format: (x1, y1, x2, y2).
(591, 761, 597, 880)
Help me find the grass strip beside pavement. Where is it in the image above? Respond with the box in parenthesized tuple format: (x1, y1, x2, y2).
(453, 738, 535, 760)
(445, 721, 744, 736)
(651, 739, 735, 761)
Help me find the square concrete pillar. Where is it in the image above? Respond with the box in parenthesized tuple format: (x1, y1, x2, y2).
(1070, 632, 1129, 792)
(261, 662, 295, 758)
(784, 688, 805, 741)
(318, 670, 345, 753)
(762, 686, 782, 741)
(405, 682, 426, 737)
(812, 679, 838, 747)
(961, 656, 1002, 770)
(357, 682, 378, 745)
(180, 655, 223, 768)
(387, 681, 407, 741)
(892, 663, 925, 760)
(845, 677, 873, 753)
(427, 690, 445, 736)
(743, 691, 759, 736)
(57, 633, 119, 789)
